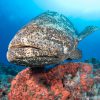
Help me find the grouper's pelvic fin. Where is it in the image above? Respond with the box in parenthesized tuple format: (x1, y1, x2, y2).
(78, 26, 100, 41)
(59, 49, 82, 62)
(67, 49, 82, 60)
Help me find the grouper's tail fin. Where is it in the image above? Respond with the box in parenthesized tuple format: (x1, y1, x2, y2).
(78, 26, 100, 41)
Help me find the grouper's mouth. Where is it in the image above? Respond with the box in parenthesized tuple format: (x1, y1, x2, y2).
(9, 45, 41, 50)
(7, 45, 41, 62)
(7, 44, 60, 66)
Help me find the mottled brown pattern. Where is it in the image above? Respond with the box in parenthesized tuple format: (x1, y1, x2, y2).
(7, 11, 83, 66)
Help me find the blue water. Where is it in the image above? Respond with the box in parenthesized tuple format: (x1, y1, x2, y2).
(0, 0, 100, 65)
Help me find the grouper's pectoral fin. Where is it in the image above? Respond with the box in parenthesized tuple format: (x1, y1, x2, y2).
(67, 49, 82, 60)
(78, 26, 100, 41)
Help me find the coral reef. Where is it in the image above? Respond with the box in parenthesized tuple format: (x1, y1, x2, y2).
(0, 62, 24, 100)
(8, 63, 93, 100)
(93, 70, 100, 83)
(1, 58, 100, 100)
(84, 58, 100, 99)
(84, 57, 100, 70)
(0, 74, 13, 100)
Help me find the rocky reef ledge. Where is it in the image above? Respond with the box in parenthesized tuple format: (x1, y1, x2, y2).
(8, 63, 94, 100)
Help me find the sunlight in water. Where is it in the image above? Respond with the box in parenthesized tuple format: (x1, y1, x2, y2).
(34, 0, 100, 19)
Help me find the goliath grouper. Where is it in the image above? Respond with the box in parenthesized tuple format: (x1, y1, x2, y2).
(7, 11, 99, 67)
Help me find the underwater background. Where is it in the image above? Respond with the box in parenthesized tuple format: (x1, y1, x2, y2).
(0, 0, 100, 64)
(0, 0, 100, 99)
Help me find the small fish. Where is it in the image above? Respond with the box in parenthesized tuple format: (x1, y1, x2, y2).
(7, 11, 99, 67)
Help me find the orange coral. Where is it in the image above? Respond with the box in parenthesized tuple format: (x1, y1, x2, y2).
(81, 63, 92, 74)
(8, 63, 93, 100)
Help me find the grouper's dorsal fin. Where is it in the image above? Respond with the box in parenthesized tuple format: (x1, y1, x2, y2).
(78, 26, 100, 41)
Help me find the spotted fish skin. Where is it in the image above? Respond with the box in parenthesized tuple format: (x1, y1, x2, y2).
(7, 23, 75, 66)
(7, 11, 99, 67)
(33, 11, 78, 37)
